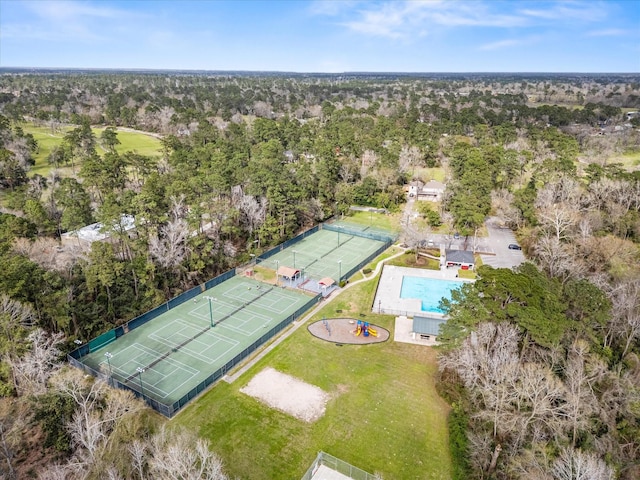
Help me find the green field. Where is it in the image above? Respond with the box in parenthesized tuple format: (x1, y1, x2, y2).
(607, 148, 640, 171)
(175, 264, 452, 479)
(344, 210, 401, 232)
(20, 122, 163, 177)
(413, 166, 446, 183)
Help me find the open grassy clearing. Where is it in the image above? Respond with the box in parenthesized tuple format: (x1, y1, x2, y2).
(413, 166, 446, 183)
(175, 266, 452, 479)
(344, 210, 401, 232)
(20, 123, 162, 177)
(607, 148, 640, 171)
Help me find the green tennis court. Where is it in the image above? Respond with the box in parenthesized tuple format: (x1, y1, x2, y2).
(79, 276, 313, 405)
(258, 228, 387, 284)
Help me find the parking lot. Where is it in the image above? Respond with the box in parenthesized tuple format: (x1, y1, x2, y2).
(479, 217, 525, 269)
(417, 218, 525, 270)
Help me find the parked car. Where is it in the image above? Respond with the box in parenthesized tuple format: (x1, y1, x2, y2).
(453, 232, 460, 239)
(508, 243, 522, 250)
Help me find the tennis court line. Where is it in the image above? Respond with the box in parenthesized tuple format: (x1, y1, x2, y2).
(111, 343, 201, 399)
(149, 319, 240, 364)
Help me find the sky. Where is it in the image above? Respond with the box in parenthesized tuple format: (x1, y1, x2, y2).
(0, 0, 638, 72)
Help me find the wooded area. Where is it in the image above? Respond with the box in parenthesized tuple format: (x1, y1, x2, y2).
(0, 71, 638, 478)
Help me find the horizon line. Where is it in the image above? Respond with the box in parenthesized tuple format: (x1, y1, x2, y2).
(1, 67, 638, 76)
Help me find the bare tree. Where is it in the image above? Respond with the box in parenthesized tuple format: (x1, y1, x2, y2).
(398, 145, 422, 176)
(607, 279, 640, 358)
(440, 322, 521, 440)
(562, 340, 606, 448)
(0, 294, 35, 333)
(9, 328, 64, 396)
(236, 193, 267, 237)
(533, 233, 585, 281)
(492, 189, 524, 229)
(149, 195, 190, 269)
(37, 463, 72, 480)
(552, 447, 613, 480)
(148, 426, 229, 480)
(50, 369, 143, 470)
(537, 204, 579, 242)
(509, 362, 565, 446)
(129, 440, 147, 480)
(0, 420, 19, 480)
(360, 150, 378, 178)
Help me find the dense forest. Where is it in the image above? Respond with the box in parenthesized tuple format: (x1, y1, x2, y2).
(0, 71, 638, 478)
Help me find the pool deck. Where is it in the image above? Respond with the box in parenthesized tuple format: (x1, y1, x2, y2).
(373, 265, 473, 318)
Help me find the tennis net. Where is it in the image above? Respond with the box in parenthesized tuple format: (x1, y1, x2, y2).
(125, 325, 210, 383)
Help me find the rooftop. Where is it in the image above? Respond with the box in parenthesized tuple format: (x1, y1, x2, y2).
(61, 214, 136, 243)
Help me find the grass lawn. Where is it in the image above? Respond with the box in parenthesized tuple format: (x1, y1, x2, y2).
(413, 167, 446, 183)
(607, 148, 640, 171)
(175, 268, 452, 480)
(20, 122, 162, 178)
(389, 251, 441, 270)
(92, 127, 163, 157)
(344, 210, 401, 232)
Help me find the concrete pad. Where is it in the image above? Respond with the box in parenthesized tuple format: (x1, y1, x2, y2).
(311, 465, 353, 480)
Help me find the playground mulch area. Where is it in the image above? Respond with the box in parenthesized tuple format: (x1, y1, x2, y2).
(307, 318, 389, 344)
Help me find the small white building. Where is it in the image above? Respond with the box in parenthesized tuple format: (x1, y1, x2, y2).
(61, 214, 136, 249)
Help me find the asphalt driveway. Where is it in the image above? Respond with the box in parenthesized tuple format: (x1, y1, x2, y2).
(479, 217, 526, 269)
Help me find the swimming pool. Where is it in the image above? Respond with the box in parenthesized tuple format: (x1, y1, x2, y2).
(400, 276, 464, 314)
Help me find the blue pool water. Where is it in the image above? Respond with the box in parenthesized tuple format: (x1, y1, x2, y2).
(400, 276, 464, 314)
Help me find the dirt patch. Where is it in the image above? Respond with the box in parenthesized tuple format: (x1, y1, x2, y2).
(240, 367, 330, 423)
(308, 318, 390, 344)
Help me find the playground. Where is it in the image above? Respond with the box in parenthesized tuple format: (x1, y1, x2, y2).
(307, 318, 389, 344)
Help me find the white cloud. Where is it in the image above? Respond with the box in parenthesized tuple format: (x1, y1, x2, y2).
(478, 35, 544, 51)
(519, 1, 608, 23)
(329, 0, 612, 39)
(478, 39, 521, 51)
(586, 28, 629, 37)
(3, 1, 149, 43)
(338, 0, 529, 39)
(24, 0, 129, 21)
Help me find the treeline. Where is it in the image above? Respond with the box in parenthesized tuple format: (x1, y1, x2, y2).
(0, 72, 637, 132)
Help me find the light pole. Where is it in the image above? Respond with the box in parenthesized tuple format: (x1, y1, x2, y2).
(338, 260, 342, 284)
(136, 367, 145, 397)
(104, 352, 113, 387)
(337, 229, 340, 247)
(292, 250, 297, 268)
(204, 296, 216, 327)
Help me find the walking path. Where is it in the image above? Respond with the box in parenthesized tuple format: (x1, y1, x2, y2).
(223, 245, 407, 383)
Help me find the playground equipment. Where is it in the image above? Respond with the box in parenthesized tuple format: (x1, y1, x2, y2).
(355, 320, 378, 337)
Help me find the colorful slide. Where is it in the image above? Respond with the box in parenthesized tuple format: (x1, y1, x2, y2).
(355, 320, 378, 337)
